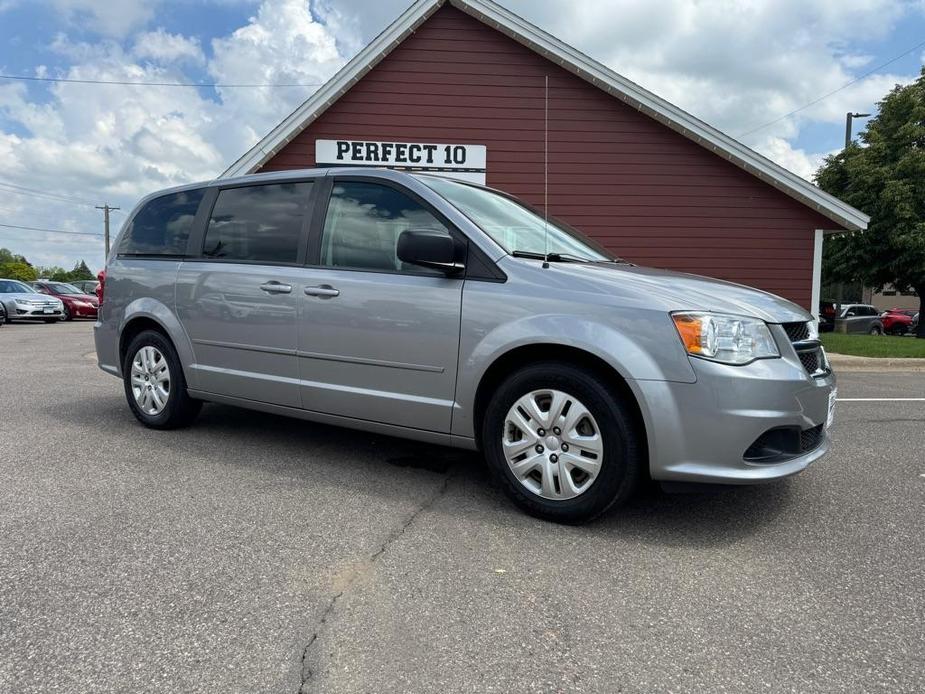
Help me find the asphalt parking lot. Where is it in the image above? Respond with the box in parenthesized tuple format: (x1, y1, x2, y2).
(1, 321, 923, 693)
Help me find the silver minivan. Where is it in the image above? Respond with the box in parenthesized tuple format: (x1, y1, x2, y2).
(95, 169, 836, 522)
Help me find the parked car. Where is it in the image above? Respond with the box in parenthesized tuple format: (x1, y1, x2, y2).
(879, 308, 915, 335)
(837, 304, 884, 334)
(94, 169, 836, 523)
(0, 278, 64, 323)
(818, 300, 836, 332)
(70, 279, 101, 296)
(31, 280, 99, 321)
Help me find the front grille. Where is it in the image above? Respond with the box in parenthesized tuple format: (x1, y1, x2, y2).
(800, 424, 825, 452)
(799, 350, 819, 374)
(782, 321, 810, 342)
(785, 321, 827, 377)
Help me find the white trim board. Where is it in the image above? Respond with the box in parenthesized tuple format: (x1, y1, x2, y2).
(811, 229, 824, 320)
(219, 0, 869, 233)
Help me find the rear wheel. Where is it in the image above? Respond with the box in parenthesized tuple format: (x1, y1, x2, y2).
(122, 330, 201, 429)
(869, 325, 883, 335)
(481, 362, 642, 523)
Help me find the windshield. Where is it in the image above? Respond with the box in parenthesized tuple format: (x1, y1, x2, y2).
(45, 282, 84, 295)
(418, 176, 612, 262)
(0, 280, 33, 294)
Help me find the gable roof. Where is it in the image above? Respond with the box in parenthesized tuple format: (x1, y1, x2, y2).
(220, 0, 869, 231)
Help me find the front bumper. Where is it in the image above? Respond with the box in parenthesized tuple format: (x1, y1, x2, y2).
(69, 304, 98, 318)
(638, 353, 835, 484)
(13, 307, 63, 320)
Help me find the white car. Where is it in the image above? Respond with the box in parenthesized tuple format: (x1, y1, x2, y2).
(0, 279, 65, 323)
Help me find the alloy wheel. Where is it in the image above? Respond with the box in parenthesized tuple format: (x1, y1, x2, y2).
(130, 346, 171, 415)
(502, 389, 604, 500)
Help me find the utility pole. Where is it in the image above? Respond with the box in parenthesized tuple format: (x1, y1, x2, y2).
(844, 112, 871, 149)
(95, 204, 120, 257)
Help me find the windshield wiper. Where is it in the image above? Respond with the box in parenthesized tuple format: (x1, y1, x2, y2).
(511, 250, 591, 263)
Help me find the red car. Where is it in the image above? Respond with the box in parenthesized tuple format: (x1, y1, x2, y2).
(31, 280, 99, 321)
(880, 308, 915, 335)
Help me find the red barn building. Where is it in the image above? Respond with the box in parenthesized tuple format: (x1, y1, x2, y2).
(222, 0, 868, 313)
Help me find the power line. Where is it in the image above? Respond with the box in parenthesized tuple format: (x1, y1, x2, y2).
(737, 38, 925, 138)
(0, 74, 324, 88)
(0, 179, 95, 204)
(0, 222, 103, 237)
(0, 183, 98, 208)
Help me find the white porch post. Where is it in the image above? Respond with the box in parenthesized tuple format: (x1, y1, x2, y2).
(811, 229, 824, 323)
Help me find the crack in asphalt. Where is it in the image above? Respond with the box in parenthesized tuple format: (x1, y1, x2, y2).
(296, 470, 456, 693)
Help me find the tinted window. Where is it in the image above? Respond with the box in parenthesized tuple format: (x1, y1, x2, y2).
(320, 182, 448, 273)
(203, 182, 312, 264)
(121, 189, 204, 256)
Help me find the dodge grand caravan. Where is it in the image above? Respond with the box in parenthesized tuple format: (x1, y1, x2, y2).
(95, 168, 836, 522)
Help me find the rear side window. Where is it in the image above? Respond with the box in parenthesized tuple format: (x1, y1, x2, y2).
(121, 189, 204, 256)
(202, 182, 313, 264)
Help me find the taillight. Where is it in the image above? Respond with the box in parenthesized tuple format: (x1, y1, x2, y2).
(97, 270, 105, 305)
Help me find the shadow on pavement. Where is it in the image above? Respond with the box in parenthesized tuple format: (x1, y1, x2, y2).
(54, 396, 794, 548)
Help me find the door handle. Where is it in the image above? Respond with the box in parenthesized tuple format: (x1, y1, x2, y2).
(304, 284, 340, 299)
(259, 281, 292, 294)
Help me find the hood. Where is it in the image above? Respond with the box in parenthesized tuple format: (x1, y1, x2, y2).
(60, 293, 98, 305)
(520, 260, 814, 324)
(4, 291, 62, 304)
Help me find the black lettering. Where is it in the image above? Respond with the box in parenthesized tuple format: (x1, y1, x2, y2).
(381, 143, 394, 161)
(443, 145, 452, 164)
(453, 146, 466, 165)
(351, 142, 363, 161)
(336, 141, 350, 160)
(395, 143, 408, 163)
(408, 144, 422, 163)
(423, 144, 437, 164)
(365, 142, 380, 161)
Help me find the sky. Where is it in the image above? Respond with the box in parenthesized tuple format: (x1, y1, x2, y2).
(0, 0, 923, 272)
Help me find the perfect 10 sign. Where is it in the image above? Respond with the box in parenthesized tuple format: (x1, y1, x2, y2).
(316, 140, 487, 184)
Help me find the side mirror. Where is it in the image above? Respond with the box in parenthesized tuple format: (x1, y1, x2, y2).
(397, 228, 463, 275)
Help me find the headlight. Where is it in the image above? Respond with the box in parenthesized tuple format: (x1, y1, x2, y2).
(671, 312, 779, 365)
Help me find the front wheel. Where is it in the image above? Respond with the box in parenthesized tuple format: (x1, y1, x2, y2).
(62, 304, 72, 321)
(122, 330, 201, 429)
(481, 362, 642, 524)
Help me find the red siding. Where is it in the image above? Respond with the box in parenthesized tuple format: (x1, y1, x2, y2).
(261, 6, 834, 308)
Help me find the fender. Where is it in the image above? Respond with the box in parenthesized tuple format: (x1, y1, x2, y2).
(451, 312, 697, 439)
(119, 297, 199, 389)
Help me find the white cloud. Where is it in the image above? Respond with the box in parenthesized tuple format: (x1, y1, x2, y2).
(0, 0, 349, 270)
(133, 29, 205, 65)
(50, 0, 157, 37)
(208, 0, 344, 146)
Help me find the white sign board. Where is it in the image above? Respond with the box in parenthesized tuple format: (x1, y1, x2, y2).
(316, 139, 486, 184)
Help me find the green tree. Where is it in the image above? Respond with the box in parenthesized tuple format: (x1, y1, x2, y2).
(0, 261, 37, 282)
(67, 260, 94, 281)
(816, 68, 925, 337)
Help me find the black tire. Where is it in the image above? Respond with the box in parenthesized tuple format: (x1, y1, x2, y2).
(43, 318, 57, 324)
(62, 304, 72, 321)
(122, 329, 201, 430)
(869, 325, 883, 335)
(481, 362, 642, 524)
